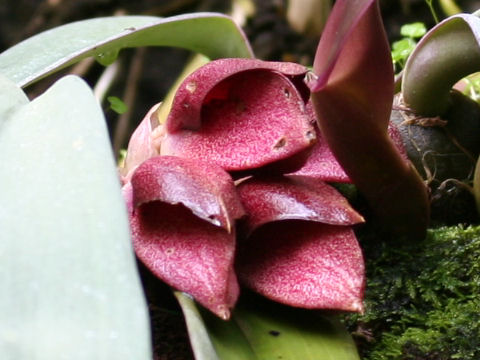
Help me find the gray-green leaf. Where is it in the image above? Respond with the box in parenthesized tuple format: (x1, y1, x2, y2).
(0, 13, 253, 88)
(0, 74, 151, 360)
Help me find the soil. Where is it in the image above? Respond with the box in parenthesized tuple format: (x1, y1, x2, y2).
(2, 1, 480, 359)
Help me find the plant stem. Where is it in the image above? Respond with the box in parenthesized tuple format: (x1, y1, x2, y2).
(425, 0, 439, 24)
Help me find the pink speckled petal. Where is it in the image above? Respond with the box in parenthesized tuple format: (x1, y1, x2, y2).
(123, 182, 239, 319)
(288, 110, 408, 182)
(288, 102, 351, 182)
(120, 102, 163, 183)
(236, 221, 365, 312)
(131, 155, 244, 231)
(237, 175, 363, 234)
(165, 58, 309, 132)
(161, 64, 315, 172)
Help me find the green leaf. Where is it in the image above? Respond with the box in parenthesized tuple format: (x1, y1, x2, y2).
(402, 14, 480, 116)
(107, 95, 128, 114)
(0, 72, 28, 114)
(400, 22, 427, 38)
(176, 292, 360, 360)
(391, 38, 416, 64)
(0, 13, 253, 88)
(0, 74, 152, 359)
(175, 292, 221, 360)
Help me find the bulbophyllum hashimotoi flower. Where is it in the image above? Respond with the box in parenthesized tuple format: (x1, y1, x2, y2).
(120, 0, 425, 320)
(121, 57, 368, 319)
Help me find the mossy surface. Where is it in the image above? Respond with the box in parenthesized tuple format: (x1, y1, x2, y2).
(346, 225, 480, 360)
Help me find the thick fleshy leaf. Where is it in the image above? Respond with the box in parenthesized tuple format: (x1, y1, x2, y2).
(236, 176, 364, 234)
(161, 59, 315, 172)
(310, 0, 374, 91)
(236, 221, 365, 312)
(120, 102, 163, 182)
(176, 291, 360, 360)
(0, 75, 151, 359)
(0, 14, 253, 87)
(402, 14, 480, 116)
(309, 0, 429, 241)
(124, 182, 239, 320)
(131, 155, 244, 231)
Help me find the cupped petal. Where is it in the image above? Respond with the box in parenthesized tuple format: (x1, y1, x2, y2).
(131, 155, 244, 231)
(161, 60, 315, 172)
(236, 175, 364, 234)
(164, 58, 309, 132)
(123, 182, 239, 319)
(236, 221, 365, 312)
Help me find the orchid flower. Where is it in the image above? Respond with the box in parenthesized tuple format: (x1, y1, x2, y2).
(120, 0, 429, 319)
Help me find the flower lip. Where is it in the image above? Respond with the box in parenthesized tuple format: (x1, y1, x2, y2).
(130, 155, 245, 232)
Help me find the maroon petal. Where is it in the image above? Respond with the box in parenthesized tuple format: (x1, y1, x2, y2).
(236, 175, 364, 234)
(236, 221, 365, 312)
(289, 103, 408, 182)
(131, 155, 244, 231)
(161, 59, 315, 172)
(123, 183, 239, 319)
(288, 102, 351, 182)
(164, 58, 309, 132)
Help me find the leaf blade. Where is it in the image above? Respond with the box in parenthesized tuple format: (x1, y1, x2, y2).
(186, 292, 361, 360)
(0, 75, 151, 359)
(0, 13, 253, 87)
(402, 14, 480, 116)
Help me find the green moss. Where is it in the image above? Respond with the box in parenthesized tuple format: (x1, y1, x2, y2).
(346, 225, 480, 359)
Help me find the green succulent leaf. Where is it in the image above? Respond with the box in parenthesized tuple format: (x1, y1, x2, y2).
(0, 13, 253, 88)
(176, 292, 360, 360)
(402, 13, 480, 116)
(0, 74, 152, 359)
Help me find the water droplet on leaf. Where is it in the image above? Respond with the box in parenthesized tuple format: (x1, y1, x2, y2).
(95, 49, 120, 66)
